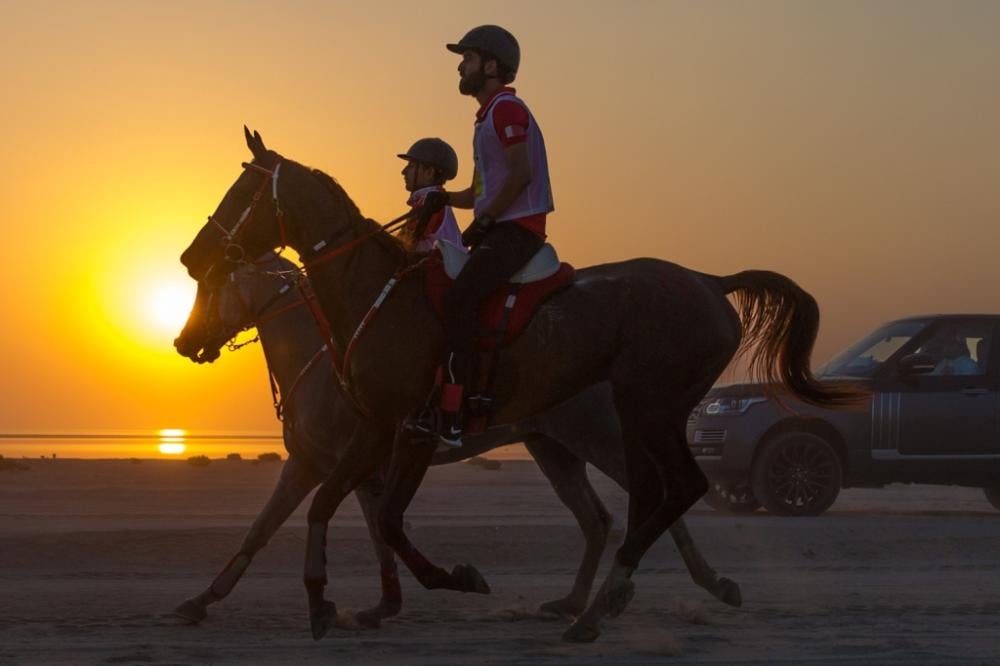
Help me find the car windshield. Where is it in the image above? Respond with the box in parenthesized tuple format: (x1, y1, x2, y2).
(818, 320, 930, 378)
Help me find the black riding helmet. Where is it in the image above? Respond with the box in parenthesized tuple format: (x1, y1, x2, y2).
(397, 138, 459, 182)
(446, 25, 520, 81)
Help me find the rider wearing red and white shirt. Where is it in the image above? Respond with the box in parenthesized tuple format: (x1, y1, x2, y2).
(470, 86, 553, 238)
(421, 25, 554, 446)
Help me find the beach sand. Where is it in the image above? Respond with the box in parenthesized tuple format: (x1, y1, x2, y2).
(2, 458, 999, 664)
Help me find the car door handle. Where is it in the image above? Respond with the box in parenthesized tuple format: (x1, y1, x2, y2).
(960, 388, 990, 396)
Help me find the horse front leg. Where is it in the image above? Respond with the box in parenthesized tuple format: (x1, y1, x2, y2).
(303, 431, 387, 640)
(377, 431, 490, 595)
(353, 476, 403, 627)
(173, 455, 319, 623)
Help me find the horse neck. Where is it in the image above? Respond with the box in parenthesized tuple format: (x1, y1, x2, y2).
(255, 305, 328, 395)
(300, 207, 403, 348)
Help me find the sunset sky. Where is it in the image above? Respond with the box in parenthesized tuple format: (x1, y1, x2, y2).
(1, 1, 997, 435)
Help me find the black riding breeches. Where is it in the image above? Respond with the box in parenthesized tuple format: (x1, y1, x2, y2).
(444, 222, 544, 363)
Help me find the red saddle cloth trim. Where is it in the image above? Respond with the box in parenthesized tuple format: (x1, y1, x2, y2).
(424, 257, 576, 350)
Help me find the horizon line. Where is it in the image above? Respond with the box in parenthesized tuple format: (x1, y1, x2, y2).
(0, 433, 283, 441)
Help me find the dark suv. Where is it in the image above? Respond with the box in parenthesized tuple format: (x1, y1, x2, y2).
(689, 314, 1000, 516)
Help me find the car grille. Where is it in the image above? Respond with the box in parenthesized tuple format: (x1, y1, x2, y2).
(693, 429, 727, 444)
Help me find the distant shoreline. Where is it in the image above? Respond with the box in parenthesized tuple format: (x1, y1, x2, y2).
(0, 433, 283, 440)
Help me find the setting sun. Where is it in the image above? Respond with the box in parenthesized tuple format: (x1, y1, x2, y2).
(158, 428, 187, 455)
(146, 283, 195, 333)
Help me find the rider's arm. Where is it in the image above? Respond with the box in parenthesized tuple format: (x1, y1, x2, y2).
(480, 142, 532, 221)
(447, 184, 475, 209)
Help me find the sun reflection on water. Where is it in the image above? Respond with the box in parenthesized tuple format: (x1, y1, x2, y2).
(157, 428, 187, 455)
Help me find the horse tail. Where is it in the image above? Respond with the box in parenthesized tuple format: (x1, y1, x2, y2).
(717, 270, 868, 408)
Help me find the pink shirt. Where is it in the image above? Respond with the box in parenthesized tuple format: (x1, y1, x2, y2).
(406, 186, 464, 253)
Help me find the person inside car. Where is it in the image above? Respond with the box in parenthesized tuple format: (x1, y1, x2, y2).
(931, 335, 981, 375)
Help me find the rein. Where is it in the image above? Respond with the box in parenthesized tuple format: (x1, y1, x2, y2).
(240, 158, 415, 269)
(209, 157, 428, 420)
(299, 207, 415, 269)
(295, 258, 429, 420)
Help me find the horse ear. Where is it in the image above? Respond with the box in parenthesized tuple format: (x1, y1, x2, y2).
(244, 126, 268, 160)
(244, 125, 259, 158)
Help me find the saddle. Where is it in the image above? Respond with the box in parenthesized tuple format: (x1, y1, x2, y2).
(425, 240, 576, 349)
(423, 240, 576, 433)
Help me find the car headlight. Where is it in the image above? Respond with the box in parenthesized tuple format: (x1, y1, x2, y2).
(703, 396, 767, 416)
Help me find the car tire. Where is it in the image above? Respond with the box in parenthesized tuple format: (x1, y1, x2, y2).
(703, 482, 761, 514)
(984, 487, 1000, 511)
(751, 431, 842, 517)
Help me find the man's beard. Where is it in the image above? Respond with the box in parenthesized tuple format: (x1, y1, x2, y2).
(459, 70, 487, 95)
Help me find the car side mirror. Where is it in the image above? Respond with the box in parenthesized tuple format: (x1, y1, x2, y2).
(897, 353, 935, 376)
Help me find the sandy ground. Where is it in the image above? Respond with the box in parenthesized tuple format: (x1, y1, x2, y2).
(1, 459, 999, 665)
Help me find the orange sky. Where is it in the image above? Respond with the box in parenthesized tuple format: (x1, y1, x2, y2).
(1, 1, 997, 434)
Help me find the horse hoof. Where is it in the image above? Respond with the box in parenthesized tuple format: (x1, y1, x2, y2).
(562, 619, 600, 643)
(353, 608, 383, 629)
(310, 600, 337, 640)
(452, 564, 490, 594)
(606, 578, 635, 619)
(538, 598, 583, 620)
(173, 598, 207, 624)
(716, 576, 742, 607)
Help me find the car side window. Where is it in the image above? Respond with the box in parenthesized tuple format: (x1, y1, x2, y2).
(914, 323, 993, 376)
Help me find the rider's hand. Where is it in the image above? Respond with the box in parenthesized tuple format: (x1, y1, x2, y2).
(420, 190, 450, 216)
(461, 215, 495, 248)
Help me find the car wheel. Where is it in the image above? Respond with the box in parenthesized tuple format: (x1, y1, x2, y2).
(984, 487, 1000, 511)
(751, 432, 842, 517)
(703, 482, 761, 514)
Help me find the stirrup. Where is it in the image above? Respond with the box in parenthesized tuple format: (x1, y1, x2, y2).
(402, 409, 439, 445)
(403, 408, 463, 449)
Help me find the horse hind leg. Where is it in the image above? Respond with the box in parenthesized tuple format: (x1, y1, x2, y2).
(668, 519, 742, 607)
(617, 418, 708, 575)
(563, 419, 659, 642)
(173, 454, 320, 623)
(565, 400, 708, 642)
(524, 435, 613, 619)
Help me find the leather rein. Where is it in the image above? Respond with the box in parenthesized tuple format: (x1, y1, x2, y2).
(209, 159, 425, 419)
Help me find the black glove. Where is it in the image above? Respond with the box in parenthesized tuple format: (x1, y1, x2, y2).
(419, 190, 450, 216)
(461, 215, 495, 248)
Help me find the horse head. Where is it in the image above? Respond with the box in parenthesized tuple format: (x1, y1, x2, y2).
(175, 252, 301, 363)
(174, 281, 229, 363)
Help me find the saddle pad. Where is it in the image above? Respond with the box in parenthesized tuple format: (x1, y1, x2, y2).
(438, 239, 562, 283)
(425, 257, 576, 349)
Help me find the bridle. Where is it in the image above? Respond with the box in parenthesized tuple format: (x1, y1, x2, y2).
(211, 252, 306, 352)
(199, 156, 433, 419)
(207, 160, 287, 268)
(207, 157, 417, 280)
(209, 256, 325, 420)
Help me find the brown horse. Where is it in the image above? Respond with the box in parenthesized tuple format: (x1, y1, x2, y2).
(180, 128, 863, 642)
(173, 254, 743, 629)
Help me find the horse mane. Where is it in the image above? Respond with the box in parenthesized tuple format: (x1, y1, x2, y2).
(306, 167, 408, 264)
